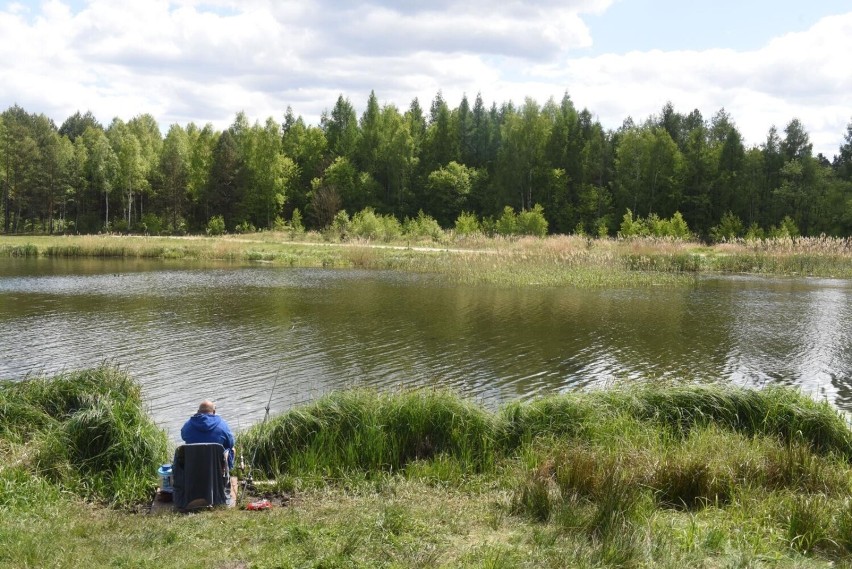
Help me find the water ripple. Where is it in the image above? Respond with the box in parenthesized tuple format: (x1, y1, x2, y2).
(2, 264, 852, 440)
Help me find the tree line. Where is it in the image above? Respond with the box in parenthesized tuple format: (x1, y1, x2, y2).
(2, 93, 852, 238)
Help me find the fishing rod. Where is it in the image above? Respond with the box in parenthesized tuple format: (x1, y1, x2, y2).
(243, 361, 282, 494)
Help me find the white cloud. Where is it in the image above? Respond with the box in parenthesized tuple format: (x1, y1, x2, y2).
(536, 12, 852, 156)
(0, 1, 848, 157)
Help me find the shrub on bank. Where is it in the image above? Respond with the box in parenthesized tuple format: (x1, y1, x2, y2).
(206, 215, 226, 236)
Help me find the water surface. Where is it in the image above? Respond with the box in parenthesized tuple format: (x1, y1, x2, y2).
(1, 257, 850, 440)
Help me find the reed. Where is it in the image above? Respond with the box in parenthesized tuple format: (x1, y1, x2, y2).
(4, 233, 852, 287)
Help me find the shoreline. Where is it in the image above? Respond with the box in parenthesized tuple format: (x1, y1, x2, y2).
(2, 232, 852, 286)
(4, 368, 852, 566)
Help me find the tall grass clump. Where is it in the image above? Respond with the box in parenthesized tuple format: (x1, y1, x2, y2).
(498, 394, 609, 450)
(609, 385, 852, 457)
(511, 444, 648, 566)
(0, 366, 168, 507)
(240, 389, 496, 478)
(782, 493, 832, 554)
(0, 243, 38, 257)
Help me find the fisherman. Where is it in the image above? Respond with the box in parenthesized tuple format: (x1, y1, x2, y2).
(180, 400, 236, 471)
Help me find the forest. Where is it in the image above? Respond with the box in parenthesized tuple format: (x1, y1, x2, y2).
(2, 92, 852, 239)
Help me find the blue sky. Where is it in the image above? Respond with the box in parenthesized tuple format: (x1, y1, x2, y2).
(585, 0, 850, 53)
(0, 0, 850, 157)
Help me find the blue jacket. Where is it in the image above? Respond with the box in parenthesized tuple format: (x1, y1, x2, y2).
(181, 413, 236, 469)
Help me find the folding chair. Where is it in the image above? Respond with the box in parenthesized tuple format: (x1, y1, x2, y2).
(172, 443, 231, 511)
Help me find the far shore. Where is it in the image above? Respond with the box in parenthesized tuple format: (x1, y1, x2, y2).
(2, 232, 852, 286)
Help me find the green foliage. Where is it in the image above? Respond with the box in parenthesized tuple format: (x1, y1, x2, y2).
(619, 209, 692, 239)
(4, 372, 852, 566)
(140, 213, 164, 235)
(745, 222, 766, 240)
(234, 220, 257, 234)
(785, 494, 831, 554)
(240, 389, 496, 478)
(348, 207, 382, 239)
(516, 204, 548, 237)
(836, 500, 852, 554)
(403, 210, 443, 241)
(4, 98, 852, 239)
(511, 475, 554, 522)
(454, 211, 481, 236)
(345, 207, 402, 242)
(618, 209, 647, 238)
(379, 213, 403, 241)
(666, 211, 691, 238)
(769, 215, 801, 238)
(495, 206, 518, 236)
(0, 243, 38, 257)
(326, 209, 350, 241)
(710, 211, 745, 242)
(206, 214, 226, 235)
(291, 208, 304, 233)
(272, 215, 288, 231)
(0, 367, 168, 507)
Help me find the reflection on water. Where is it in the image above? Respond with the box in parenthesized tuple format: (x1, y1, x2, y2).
(1, 257, 851, 440)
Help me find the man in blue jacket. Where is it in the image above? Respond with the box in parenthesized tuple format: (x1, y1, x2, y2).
(180, 400, 236, 470)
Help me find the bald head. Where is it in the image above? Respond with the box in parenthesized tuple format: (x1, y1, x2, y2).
(197, 400, 216, 414)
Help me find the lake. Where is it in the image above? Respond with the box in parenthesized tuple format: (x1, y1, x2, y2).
(1, 257, 851, 440)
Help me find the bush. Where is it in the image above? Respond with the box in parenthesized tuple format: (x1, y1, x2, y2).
(291, 208, 304, 233)
(618, 209, 648, 238)
(495, 206, 518, 236)
(206, 215, 226, 236)
(745, 222, 765, 240)
(619, 210, 691, 239)
(111, 219, 129, 234)
(454, 211, 481, 236)
(667, 211, 691, 239)
(234, 220, 257, 234)
(710, 211, 745, 242)
(380, 214, 403, 241)
(272, 216, 288, 231)
(326, 210, 350, 241)
(517, 204, 548, 237)
(404, 210, 443, 241)
(769, 216, 801, 238)
(349, 208, 382, 240)
(140, 213, 164, 235)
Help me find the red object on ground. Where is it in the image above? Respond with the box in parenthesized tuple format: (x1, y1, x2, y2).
(246, 499, 272, 510)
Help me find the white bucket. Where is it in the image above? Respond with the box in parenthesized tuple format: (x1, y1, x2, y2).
(157, 463, 173, 493)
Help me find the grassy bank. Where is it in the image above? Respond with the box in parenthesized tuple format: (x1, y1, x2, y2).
(3, 368, 852, 567)
(0, 366, 169, 508)
(2, 233, 852, 286)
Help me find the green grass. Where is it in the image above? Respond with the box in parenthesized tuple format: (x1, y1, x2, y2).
(4, 233, 851, 287)
(240, 389, 497, 479)
(4, 369, 852, 567)
(0, 366, 169, 507)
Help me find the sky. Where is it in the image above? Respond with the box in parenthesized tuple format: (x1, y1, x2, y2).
(1, 0, 850, 158)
